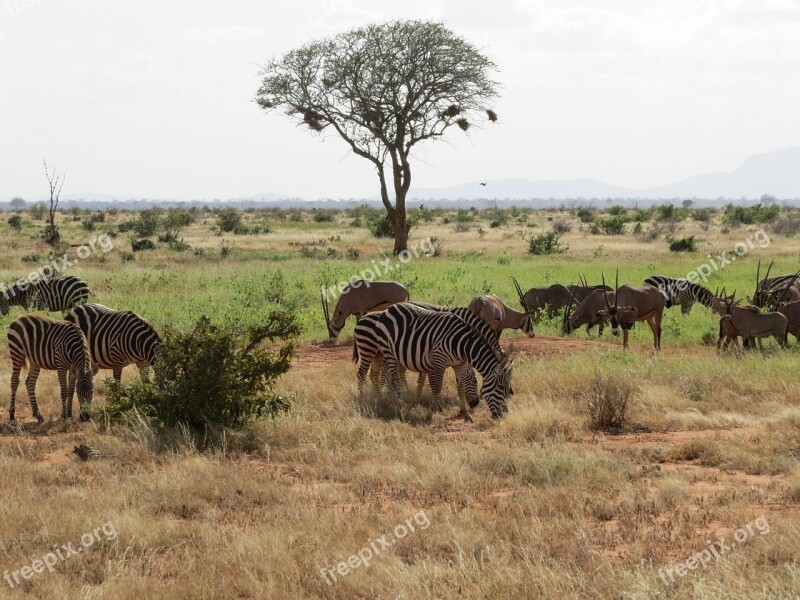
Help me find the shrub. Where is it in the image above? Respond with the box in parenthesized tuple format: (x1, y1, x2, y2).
(105, 314, 300, 430)
(770, 215, 800, 237)
(81, 219, 96, 231)
(693, 208, 713, 222)
(368, 216, 394, 239)
(723, 203, 779, 225)
(551, 220, 572, 234)
(607, 205, 627, 216)
(121, 252, 136, 263)
(454, 222, 470, 233)
(667, 235, 698, 252)
(312, 210, 335, 223)
(217, 208, 242, 232)
(576, 207, 595, 223)
(29, 203, 46, 220)
(7, 215, 22, 231)
(118, 220, 136, 233)
(597, 216, 626, 235)
(133, 210, 161, 237)
(584, 375, 636, 432)
(527, 231, 568, 255)
(131, 238, 156, 252)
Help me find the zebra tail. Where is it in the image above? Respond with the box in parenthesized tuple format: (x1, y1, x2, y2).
(352, 342, 358, 363)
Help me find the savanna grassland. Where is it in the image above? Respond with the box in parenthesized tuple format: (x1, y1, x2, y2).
(1, 202, 799, 599)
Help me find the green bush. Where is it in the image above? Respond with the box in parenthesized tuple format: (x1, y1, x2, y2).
(7, 215, 22, 231)
(131, 238, 156, 252)
(667, 235, 698, 252)
(105, 314, 301, 430)
(597, 216, 626, 235)
(312, 210, 335, 223)
(133, 210, 161, 237)
(576, 207, 596, 223)
(368, 216, 394, 238)
(217, 208, 242, 232)
(527, 231, 568, 255)
(723, 203, 780, 225)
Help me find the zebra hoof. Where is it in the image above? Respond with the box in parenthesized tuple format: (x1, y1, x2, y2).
(35, 414, 45, 425)
(79, 412, 91, 422)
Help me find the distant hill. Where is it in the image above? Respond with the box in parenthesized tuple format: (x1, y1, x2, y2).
(409, 147, 800, 201)
(7, 148, 798, 207)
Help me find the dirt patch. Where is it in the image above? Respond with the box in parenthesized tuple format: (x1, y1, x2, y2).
(292, 335, 609, 371)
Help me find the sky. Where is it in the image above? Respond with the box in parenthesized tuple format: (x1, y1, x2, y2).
(0, 0, 798, 201)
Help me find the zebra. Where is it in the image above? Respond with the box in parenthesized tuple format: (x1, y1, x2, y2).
(0, 275, 91, 316)
(354, 303, 516, 420)
(8, 314, 95, 423)
(644, 276, 715, 315)
(64, 304, 161, 382)
(353, 311, 481, 412)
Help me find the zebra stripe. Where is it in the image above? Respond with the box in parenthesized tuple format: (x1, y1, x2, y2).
(355, 303, 513, 418)
(0, 275, 91, 315)
(354, 312, 480, 410)
(64, 304, 161, 382)
(8, 314, 94, 423)
(644, 276, 714, 315)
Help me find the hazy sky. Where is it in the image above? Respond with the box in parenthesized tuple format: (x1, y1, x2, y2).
(1, 0, 798, 200)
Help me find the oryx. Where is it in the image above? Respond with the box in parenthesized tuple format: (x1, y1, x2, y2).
(752, 259, 800, 308)
(714, 289, 788, 351)
(321, 280, 409, 342)
(562, 275, 613, 336)
(596, 272, 665, 352)
(517, 277, 610, 325)
(469, 285, 535, 337)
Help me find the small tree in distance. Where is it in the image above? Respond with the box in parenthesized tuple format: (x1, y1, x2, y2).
(42, 160, 63, 245)
(256, 20, 499, 254)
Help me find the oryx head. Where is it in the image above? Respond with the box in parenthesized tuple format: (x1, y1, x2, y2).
(597, 271, 635, 336)
(511, 278, 536, 337)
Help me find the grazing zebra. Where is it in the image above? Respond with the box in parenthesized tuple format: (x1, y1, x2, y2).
(8, 314, 95, 423)
(64, 304, 161, 382)
(354, 311, 480, 412)
(644, 276, 714, 315)
(355, 303, 515, 420)
(0, 275, 91, 316)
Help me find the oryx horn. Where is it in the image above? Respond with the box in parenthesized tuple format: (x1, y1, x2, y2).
(512, 276, 526, 309)
(320, 287, 331, 329)
(601, 272, 613, 311)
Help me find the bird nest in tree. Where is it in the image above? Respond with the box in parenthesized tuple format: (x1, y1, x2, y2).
(442, 104, 461, 118)
(456, 118, 470, 131)
(486, 109, 498, 122)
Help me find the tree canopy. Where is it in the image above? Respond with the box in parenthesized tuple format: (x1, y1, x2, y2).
(256, 20, 499, 253)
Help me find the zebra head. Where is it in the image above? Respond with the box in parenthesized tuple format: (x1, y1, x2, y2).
(481, 345, 516, 418)
(76, 368, 94, 422)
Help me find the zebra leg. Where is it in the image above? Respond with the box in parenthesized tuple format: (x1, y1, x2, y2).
(113, 365, 124, 382)
(9, 363, 22, 422)
(381, 355, 405, 402)
(427, 368, 446, 415)
(137, 362, 151, 383)
(25, 366, 44, 424)
(368, 352, 382, 389)
(453, 363, 473, 423)
(58, 368, 71, 419)
(415, 373, 426, 406)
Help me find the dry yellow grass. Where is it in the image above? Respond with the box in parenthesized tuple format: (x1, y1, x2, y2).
(0, 208, 799, 598)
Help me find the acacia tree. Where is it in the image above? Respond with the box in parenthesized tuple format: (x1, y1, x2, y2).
(256, 20, 498, 254)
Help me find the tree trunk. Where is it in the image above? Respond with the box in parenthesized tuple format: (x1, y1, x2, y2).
(391, 211, 410, 255)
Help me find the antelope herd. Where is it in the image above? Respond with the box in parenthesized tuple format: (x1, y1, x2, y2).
(336, 259, 800, 420)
